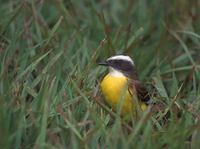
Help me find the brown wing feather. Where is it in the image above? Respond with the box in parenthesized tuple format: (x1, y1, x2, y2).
(128, 79, 151, 104)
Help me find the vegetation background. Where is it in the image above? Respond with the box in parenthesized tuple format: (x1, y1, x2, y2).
(0, 0, 200, 148)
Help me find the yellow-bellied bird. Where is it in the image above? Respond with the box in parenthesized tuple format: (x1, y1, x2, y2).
(99, 55, 152, 116)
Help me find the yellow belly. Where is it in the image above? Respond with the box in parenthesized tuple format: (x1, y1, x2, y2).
(100, 74, 147, 115)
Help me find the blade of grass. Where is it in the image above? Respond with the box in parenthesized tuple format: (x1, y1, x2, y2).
(169, 30, 196, 66)
(16, 50, 51, 81)
(46, 16, 63, 45)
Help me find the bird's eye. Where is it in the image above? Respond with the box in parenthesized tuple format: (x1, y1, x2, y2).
(115, 61, 120, 65)
(116, 60, 124, 66)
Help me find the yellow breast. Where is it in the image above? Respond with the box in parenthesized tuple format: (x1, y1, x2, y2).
(100, 74, 147, 115)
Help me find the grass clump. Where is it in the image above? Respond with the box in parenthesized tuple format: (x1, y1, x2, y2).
(0, 0, 200, 148)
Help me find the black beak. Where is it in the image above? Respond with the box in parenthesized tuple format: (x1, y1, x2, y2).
(98, 61, 108, 66)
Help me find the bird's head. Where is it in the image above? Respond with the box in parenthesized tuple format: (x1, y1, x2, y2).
(99, 55, 137, 78)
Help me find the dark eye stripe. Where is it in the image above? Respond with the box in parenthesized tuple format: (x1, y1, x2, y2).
(108, 59, 133, 69)
(107, 59, 137, 78)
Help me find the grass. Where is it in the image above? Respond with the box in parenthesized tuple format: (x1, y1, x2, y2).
(0, 0, 200, 148)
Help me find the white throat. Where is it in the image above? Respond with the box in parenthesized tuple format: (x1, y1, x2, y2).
(109, 67, 125, 77)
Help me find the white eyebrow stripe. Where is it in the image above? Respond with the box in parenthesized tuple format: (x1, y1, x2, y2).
(107, 55, 134, 65)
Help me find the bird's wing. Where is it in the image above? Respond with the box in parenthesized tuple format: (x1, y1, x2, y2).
(128, 79, 152, 104)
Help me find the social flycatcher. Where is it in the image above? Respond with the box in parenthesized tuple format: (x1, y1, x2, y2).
(99, 55, 151, 115)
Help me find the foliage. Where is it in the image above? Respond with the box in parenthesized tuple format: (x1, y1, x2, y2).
(0, 0, 200, 148)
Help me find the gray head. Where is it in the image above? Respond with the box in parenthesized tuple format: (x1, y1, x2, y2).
(99, 55, 138, 78)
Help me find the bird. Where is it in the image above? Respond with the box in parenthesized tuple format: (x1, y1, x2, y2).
(98, 55, 152, 116)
